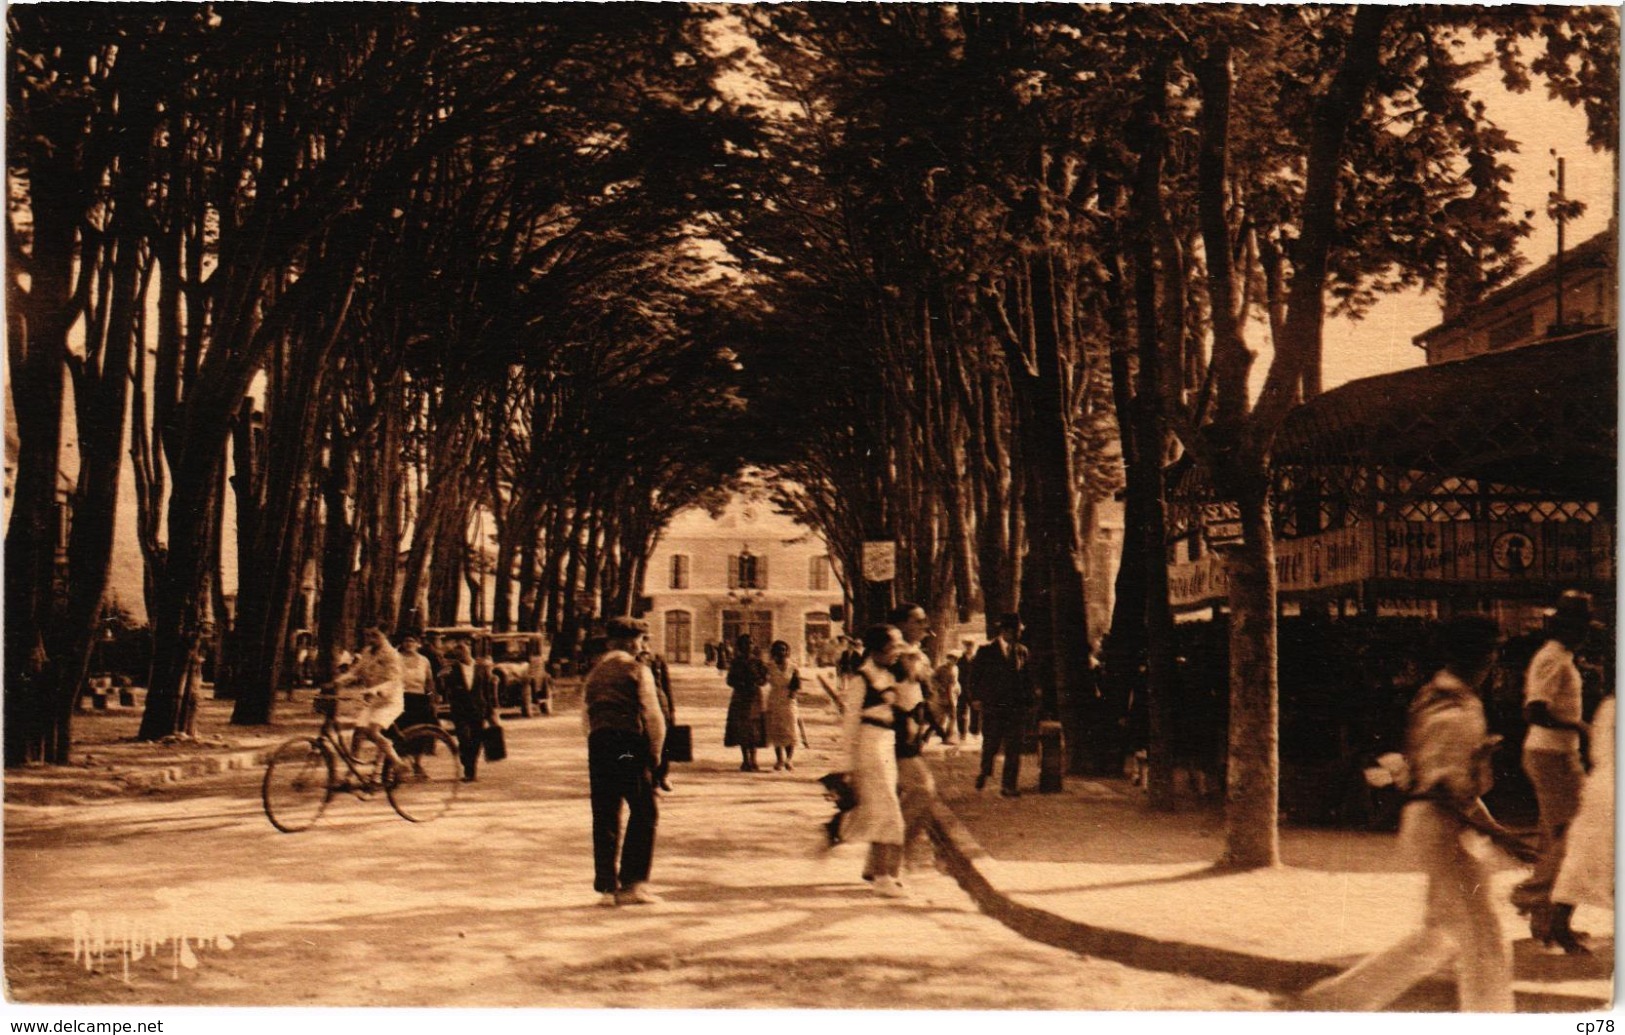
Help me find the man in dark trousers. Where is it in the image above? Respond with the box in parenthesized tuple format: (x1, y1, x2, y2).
(968, 613, 1036, 796)
(584, 617, 667, 906)
(441, 639, 499, 782)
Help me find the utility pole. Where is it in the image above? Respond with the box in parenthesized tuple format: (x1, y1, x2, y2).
(1551, 150, 1568, 332)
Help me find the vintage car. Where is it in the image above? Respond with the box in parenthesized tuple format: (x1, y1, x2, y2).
(488, 631, 552, 717)
(422, 626, 551, 717)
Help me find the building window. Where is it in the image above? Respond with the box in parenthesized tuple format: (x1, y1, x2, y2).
(670, 554, 689, 590)
(730, 550, 766, 589)
(808, 554, 830, 591)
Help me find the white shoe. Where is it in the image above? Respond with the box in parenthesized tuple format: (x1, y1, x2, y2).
(616, 883, 664, 906)
(872, 877, 908, 899)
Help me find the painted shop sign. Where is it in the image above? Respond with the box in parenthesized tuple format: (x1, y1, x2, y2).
(1375, 520, 1610, 582)
(1168, 525, 1369, 608)
(1167, 520, 1609, 609)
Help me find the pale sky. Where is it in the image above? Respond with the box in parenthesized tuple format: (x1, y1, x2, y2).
(1320, 62, 1617, 388)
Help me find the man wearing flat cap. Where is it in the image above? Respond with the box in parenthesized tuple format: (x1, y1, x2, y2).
(582, 616, 667, 906)
(1513, 590, 1595, 951)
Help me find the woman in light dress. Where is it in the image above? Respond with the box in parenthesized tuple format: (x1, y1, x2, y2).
(841, 624, 908, 898)
(764, 640, 802, 770)
(1550, 691, 1614, 951)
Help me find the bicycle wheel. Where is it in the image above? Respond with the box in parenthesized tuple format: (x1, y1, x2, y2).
(386, 725, 460, 823)
(263, 737, 334, 833)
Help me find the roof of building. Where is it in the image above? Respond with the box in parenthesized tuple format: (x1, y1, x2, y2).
(1413, 227, 1617, 346)
(1169, 328, 1616, 505)
(1277, 327, 1617, 499)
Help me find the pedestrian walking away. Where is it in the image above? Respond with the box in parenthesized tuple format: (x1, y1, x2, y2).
(723, 634, 768, 771)
(843, 624, 909, 898)
(583, 616, 667, 906)
(1292, 614, 1538, 1013)
(1512, 589, 1595, 952)
(764, 640, 802, 771)
(968, 613, 1036, 796)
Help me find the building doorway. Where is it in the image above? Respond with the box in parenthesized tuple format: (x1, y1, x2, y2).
(804, 613, 832, 665)
(722, 609, 773, 652)
(664, 610, 692, 664)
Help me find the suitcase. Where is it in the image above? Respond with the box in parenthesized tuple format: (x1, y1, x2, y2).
(481, 723, 508, 763)
(666, 724, 693, 763)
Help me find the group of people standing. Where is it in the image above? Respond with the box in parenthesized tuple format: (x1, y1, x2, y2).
(723, 636, 804, 771)
(1296, 590, 1613, 1012)
(832, 604, 1036, 897)
(333, 621, 502, 783)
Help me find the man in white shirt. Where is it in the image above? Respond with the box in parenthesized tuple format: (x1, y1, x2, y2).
(1514, 590, 1595, 951)
(582, 617, 666, 906)
(1295, 614, 1533, 1011)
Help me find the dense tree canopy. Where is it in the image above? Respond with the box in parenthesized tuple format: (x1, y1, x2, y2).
(6, 3, 1617, 866)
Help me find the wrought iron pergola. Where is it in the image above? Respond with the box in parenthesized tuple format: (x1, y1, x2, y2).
(1167, 329, 1616, 608)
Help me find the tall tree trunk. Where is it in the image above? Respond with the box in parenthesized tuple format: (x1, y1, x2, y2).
(4, 155, 77, 764)
(1217, 459, 1277, 869)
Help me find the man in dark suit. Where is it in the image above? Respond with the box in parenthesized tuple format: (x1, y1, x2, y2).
(967, 613, 1036, 797)
(639, 648, 677, 792)
(441, 639, 499, 782)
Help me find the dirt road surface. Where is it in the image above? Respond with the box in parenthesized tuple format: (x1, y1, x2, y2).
(5, 666, 1267, 1012)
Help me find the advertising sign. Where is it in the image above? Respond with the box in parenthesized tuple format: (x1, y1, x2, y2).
(862, 540, 896, 583)
(1168, 519, 1611, 610)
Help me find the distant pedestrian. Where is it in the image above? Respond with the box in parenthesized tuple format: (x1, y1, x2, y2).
(395, 631, 440, 731)
(704, 641, 717, 666)
(441, 640, 499, 782)
(1292, 614, 1535, 1013)
(724, 634, 768, 771)
(1513, 590, 1594, 951)
(968, 613, 1036, 796)
(954, 640, 978, 739)
(583, 617, 666, 906)
(764, 640, 802, 771)
(639, 648, 676, 792)
(844, 624, 908, 898)
(837, 637, 863, 678)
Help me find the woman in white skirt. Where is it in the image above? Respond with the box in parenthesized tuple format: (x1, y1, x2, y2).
(842, 625, 908, 898)
(1550, 692, 1614, 952)
(335, 622, 411, 772)
(764, 640, 802, 770)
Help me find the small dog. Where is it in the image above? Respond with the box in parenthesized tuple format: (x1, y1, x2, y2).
(818, 772, 858, 845)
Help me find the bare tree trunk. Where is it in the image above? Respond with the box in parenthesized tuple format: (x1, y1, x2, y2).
(1218, 462, 1277, 869)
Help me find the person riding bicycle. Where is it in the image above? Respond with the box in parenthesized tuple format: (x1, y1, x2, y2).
(333, 621, 413, 774)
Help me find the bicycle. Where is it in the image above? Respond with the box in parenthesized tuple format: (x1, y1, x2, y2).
(262, 689, 460, 832)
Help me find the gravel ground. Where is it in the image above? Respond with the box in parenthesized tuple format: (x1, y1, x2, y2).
(5, 667, 1267, 1015)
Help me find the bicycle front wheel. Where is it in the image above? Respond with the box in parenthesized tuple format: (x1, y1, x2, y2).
(386, 725, 461, 823)
(263, 737, 334, 833)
